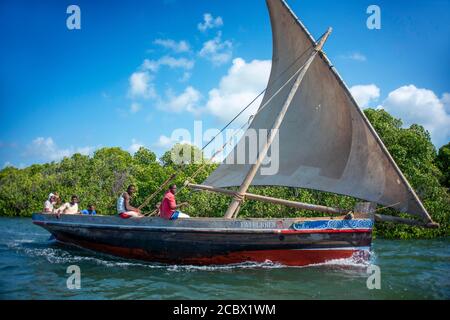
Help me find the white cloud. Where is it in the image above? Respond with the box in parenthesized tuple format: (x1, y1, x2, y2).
(129, 139, 145, 154)
(101, 91, 110, 99)
(3, 162, 12, 168)
(198, 13, 223, 32)
(381, 85, 450, 147)
(128, 72, 156, 99)
(199, 32, 233, 66)
(2, 162, 25, 169)
(128, 56, 195, 102)
(179, 72, 191, 83)
(130, 102, 142, 113)
(26, 137, 94, 162)
(205, 57, 271, 123)
(350, 84, 381, 108)
(442, 93, 450, 114)
(76, 146, 95, 156)
(158, 86, 202, 113)
(142, 56, 194, 72)
(155, 135, 175, 148)
(341, 52, 367, 62)
(154, 135, 194, 150)
(154, 38, 191, 53)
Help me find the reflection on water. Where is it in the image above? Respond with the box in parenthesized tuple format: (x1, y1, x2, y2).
(0, 217, 448, 300)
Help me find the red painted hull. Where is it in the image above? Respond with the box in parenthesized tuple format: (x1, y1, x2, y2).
(55, 233, 367, 267)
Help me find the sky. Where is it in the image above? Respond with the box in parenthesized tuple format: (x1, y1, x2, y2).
(1, 0, 449, 168)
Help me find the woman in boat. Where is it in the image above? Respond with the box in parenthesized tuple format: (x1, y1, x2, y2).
(117, 185, 144, 219)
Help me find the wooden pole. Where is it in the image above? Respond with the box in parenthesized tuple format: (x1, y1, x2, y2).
(374, 214, 439, 229)
(188, 183, 347, 215)
(352, 202, 439, 228)
(223, 27, 333, 219)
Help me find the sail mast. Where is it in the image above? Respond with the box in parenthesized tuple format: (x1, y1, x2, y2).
(223, 28, 333, 219)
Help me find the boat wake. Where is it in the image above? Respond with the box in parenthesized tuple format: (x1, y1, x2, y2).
(167, 261, 286, 272)
(6, 238, 373, 272)
(307, 255, 372, 269)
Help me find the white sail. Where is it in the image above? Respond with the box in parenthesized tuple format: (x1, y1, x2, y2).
(204, 0, 432, 222)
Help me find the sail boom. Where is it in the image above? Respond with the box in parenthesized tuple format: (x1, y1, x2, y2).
(374, 214, 439, 229)
(188, 183, 349, 215)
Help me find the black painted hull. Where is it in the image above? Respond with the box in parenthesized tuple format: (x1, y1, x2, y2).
(32, 213, 373, 266)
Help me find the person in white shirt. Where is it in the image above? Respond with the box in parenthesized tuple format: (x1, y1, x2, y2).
(44, 193, 58, 213)
(56, 195, 80, 215)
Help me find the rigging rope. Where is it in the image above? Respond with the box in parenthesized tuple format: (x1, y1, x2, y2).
(140, 32, 329, 215)
(176, 59, 310, 195)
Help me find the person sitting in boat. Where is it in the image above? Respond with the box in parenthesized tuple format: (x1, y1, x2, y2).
(160, 184, 190, 220)
(117, 185, 144, 219)
(56, 195, 80, 215)
(43, 193, 58, 213)
(81, 204, 97, 215)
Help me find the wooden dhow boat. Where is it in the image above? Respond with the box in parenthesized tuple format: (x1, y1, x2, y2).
(32, 0, 438, 267)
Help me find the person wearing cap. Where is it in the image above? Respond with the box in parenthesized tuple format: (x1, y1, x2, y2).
(43, 193, 58, 213)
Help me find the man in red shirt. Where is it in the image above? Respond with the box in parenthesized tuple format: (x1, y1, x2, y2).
(159, 185, 190, 220)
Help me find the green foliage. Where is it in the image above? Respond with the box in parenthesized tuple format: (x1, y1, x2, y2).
(363, 109, 449, 238)
(437, 142, 450, 189)
(0, 110, 448, 239)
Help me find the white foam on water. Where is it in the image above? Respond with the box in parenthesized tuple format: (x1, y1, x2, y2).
(167, 260, 285, 272)
(6, 237, 373, 272)
(302, 251, 373, 269)
(7, 240, 285, 271)
(6, 239, 130, 268)
(165, 250, 374, 272)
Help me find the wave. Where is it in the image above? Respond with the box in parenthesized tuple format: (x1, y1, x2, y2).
(6, 238, 373, 272)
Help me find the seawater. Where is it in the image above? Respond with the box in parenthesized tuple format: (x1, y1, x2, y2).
(0, 217, 448, 300)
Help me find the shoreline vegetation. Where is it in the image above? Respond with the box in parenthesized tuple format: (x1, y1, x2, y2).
(0, 109, 448, 239)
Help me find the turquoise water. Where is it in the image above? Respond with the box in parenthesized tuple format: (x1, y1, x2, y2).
(0, 217, 448, 300)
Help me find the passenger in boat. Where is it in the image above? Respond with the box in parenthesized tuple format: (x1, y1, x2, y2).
(160, 184, 190, 220)
(54, 192, 61, 205)
(43, 193, 58, 213)
(81, 204, 97, 215)
(117, 185, 144, 219)
(56, 195, 80, 215)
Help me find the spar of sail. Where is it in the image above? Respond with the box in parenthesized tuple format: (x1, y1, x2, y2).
(204, 0, 434, 223)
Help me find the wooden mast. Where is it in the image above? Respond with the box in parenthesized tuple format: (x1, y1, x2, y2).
(223, 27, 333, 219)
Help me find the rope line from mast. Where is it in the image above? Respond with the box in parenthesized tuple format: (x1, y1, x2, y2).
(139, 33, 329, 215)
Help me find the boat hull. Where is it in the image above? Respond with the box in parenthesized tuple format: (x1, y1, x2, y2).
(32, 213, 372, 266)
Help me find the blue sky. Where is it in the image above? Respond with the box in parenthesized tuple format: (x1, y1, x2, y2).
(1, 0, 449, 168)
